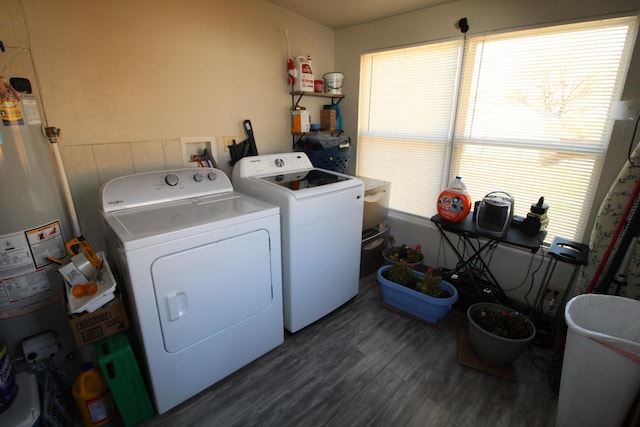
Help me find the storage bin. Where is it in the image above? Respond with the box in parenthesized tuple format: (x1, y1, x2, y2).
(0, 373, 40, 427)
(557, 294, 640, 427)
(295, 134, 350, 174)
(360, 226, 389, 277)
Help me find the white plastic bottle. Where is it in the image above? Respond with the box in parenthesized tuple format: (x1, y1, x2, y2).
(293, 55, 314, 92)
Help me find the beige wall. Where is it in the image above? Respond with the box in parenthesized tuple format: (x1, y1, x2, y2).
(7, 0, 637, 249)
(3, 0, 639, 288)
(3, 0, 335, 249)
(335, 0, 640, 243)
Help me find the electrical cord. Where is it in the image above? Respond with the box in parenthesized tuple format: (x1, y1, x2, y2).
(500, 237, 546, 310)
(530, 349, 564, 392)
(522, 245, 547, 308)
(502, 244, 544, 293)
(436, 230, 449, 271)
(627, 114, 640, 168)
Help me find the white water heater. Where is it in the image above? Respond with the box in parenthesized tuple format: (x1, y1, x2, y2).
(0, 94, 72, 321)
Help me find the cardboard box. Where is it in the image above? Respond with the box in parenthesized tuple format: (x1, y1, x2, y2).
(291, 110, 310, 133)
(320, 109, 336, 131)
(67, 293, 129, 348)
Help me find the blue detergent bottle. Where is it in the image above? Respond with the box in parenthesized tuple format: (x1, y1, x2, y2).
(332, 103, 342, 131)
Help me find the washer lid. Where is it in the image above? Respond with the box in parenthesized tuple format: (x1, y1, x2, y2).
(258, 169, 351, 190)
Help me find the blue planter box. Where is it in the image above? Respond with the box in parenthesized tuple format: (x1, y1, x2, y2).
(377, 265, 458, 324)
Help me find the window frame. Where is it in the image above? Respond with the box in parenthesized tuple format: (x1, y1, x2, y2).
(356, 14, 638, 243)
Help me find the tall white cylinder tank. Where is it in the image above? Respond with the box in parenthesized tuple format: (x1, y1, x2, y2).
(0, 93, 74, 364)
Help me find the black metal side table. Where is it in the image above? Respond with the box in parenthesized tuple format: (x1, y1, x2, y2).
(430, 214, 546, 307)
(533, 236, 589, 346)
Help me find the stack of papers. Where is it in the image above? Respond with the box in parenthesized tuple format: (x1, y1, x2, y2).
(64, 252, 117, 314)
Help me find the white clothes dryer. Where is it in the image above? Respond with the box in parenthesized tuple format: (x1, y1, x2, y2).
(233, 153, 364, 332)
(100, 168, 283, 414)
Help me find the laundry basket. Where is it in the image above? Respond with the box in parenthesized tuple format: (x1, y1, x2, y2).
(556, 294, 640, 427)
(295, 133, 350, 174)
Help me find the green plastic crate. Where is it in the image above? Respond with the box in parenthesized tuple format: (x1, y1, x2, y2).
(96, 333, 154, 426)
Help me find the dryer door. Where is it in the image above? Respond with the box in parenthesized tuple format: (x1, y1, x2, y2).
(151, 229, 274, 353)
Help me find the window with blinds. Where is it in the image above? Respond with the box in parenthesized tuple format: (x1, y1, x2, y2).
(358, 40, 462, 216)
(357, 15, 638, 242)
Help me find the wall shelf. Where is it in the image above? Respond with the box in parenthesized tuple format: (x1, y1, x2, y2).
(290, 91, 344, 110)
(290, 90, 345, 148)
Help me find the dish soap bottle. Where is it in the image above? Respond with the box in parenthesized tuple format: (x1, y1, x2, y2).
(437, 176, 472, 223)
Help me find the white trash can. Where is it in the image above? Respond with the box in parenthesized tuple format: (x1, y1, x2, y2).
(557, 294, 640, 427)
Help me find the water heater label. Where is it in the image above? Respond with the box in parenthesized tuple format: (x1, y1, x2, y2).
(0, 231, 35, 280)
(24, 221, 66, 269)
(20, 98, 42, 125)
(0, 220, 67, 318)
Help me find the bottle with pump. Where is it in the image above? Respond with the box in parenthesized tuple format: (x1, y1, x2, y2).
(522, 196, 549, 235)
(72, 362, 116, 427)
(437, 176, 472, 223)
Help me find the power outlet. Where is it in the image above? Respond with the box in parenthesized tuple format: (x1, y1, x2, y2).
(540, 287, 564, 316)
(215, 137, 234, 177)
(22, 330, 60, 363)
(223, 136, 242, 153)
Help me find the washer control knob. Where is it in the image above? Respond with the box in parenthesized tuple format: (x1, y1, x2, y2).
(207, 171, 217, 181)
(275, 158, 284, 168)
(164, 173, 179, 186)
(193, 172, 204, 182)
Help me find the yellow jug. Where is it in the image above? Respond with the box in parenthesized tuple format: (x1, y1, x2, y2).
(72, 362, 116, 427)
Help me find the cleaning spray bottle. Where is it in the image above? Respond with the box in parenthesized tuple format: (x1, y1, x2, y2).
(437, 176, 472, 223)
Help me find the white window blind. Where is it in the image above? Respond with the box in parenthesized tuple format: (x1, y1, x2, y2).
(358, 40, 462, 216)
(357, 15, 637, 242)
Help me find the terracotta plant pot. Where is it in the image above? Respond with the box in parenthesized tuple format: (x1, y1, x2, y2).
(467, 302, 536, 367)
(377, 265, 458, 324)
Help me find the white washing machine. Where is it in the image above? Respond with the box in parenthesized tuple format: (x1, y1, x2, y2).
(233, 153, 364, 333)
(100, 168, 283, 414)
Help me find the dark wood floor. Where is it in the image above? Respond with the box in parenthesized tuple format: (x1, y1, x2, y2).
(139, 272, 559, 427)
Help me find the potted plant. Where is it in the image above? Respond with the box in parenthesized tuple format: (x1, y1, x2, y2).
(415, 267, 447, 298)
(466, 302, 536, 367)
(377, 262, 458, 324)
(382, 235, 424, 267)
